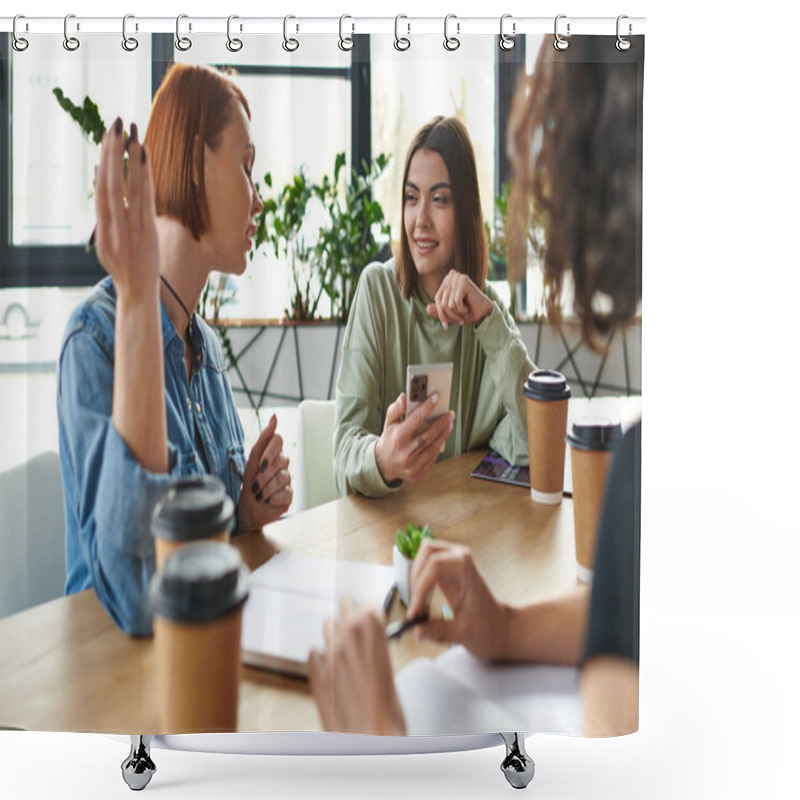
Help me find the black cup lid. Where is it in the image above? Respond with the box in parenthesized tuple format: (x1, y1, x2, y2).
(149, 541, 249, 624)
(523, 369, 572, 402)
(151, 475, 235, 542)
(566, 417, 624, 452)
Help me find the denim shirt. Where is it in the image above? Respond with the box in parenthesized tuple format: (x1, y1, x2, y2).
(57, 277, 246, 636)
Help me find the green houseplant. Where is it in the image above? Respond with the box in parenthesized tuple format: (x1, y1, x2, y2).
(253, 152, 391, 323)
(393, 523, 435, 606)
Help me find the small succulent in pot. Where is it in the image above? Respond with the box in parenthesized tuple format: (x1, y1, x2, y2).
(393, 524, 435, 606)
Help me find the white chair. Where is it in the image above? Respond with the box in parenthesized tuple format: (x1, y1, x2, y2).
(293, 399, 338, 512)
(0, 451, 66, 618)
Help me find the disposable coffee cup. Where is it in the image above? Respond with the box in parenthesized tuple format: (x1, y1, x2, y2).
(152, 475, 235, 569)
(150, 541, 249, 733)
(567, 417, 623, 583)
(523, 369, 572, 504)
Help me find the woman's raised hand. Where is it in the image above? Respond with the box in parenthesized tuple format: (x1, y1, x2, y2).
(94, 118, 159, 301)
(308, 597, 406, 735)
(238, 413, 293, 532)
(374, 392, 455, 486)
(426, 270, 495, 330)
(406, 539, 510, 660)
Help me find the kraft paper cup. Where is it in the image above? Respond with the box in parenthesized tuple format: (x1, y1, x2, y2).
(150, 541, 249, 733)
(523, 370, 571, 504)
(567, 418, 623, 583)
(152, 475, 235, 569)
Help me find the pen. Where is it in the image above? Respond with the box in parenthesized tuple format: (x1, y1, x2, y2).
(385, 611, 429, 641)
(382, 582, 397, 616)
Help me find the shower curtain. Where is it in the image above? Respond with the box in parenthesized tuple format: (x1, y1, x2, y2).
(0, 10, 644, 771)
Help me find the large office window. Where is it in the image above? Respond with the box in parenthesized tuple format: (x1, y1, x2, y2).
(2, 31, 535, 316)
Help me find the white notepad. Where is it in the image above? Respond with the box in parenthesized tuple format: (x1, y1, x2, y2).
(240, 552, 394, 678)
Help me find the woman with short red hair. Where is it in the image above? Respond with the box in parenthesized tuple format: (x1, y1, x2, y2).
(57, 63, 292, 636)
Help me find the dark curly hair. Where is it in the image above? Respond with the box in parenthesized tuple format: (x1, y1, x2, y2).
(507, 35, 643, 347)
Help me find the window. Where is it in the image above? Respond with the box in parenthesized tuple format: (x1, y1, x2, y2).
(2, 31, 534, 315)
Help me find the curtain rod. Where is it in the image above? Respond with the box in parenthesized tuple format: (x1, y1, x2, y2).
(0, 16, 646, 37)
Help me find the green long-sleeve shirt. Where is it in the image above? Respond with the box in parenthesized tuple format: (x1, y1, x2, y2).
(334, 260, 534, 497)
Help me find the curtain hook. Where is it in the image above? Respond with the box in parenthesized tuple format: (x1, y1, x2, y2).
(12, 14, 29, 52)
(227, 15, 243, 52)
(63, 13, 80, 52)
(122, 14, 139, 52)
(394, 15, 410, 51)
(499, 13, 516, 51)
(283, 15, 299, 52)
(338, 14, 354, 51)
(443, 13, 460, 51)
(553, 14, 570, 51)
(175, 13, 192, 51)
(616, 15, 632, 51)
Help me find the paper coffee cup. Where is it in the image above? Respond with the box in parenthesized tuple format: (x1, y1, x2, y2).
(152, 475, 235, 568)
(567, 418, 623, 583)
(150, 541, 249, 733)
(523, 370, 571, 504)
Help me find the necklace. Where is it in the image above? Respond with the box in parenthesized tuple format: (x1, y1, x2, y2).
(159, 274, 194, 339)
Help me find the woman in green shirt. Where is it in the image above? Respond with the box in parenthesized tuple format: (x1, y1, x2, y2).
(333, 116, 534, 498)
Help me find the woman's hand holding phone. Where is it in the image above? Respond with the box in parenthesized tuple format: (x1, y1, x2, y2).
(374, 392, 455, 486)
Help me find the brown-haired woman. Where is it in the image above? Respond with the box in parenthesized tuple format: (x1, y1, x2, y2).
(333, 115, 534, 498)
(57, 63, 292, 636)
(311, 36, 642, 739)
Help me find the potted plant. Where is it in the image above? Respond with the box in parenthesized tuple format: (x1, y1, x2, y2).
(253, 152, 391, 323)
(393, 523, 435, 606)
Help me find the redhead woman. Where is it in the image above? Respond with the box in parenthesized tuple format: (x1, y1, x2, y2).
(333, 116, 534, 498)
(57, 63, 292, 635)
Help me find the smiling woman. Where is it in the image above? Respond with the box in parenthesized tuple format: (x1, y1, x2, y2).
(333, 115, 534, 499)
(56, 63, 293, 636)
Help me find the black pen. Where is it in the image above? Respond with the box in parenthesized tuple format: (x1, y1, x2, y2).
(382, 582, 397, 616)
(386, 611, 429, 641)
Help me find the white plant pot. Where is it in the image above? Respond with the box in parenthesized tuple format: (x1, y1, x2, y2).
(392, 545, 413, 607)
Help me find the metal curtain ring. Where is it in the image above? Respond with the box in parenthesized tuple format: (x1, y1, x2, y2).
(553, 14, 570, 51)
(122, 14, 139, 52)
(338, 14, 354, 51)
(616, 15, 632, 51)
(283, 15, 299, 52)
(227, 15, 243, 52)
(394, 15, 410, 51)
(175, 14, 192, 51)
(443, 14, 460, 51)
(499, 13, 515, 51)
(63, 13, 80, 51)
(12, 15, 29, 52)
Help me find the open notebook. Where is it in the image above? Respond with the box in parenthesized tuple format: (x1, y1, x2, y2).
(395, 646, 582, 736)
(240, 552, 394, 678)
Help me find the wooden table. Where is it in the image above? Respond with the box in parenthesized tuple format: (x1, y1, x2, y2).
(0, 451, 578, 733)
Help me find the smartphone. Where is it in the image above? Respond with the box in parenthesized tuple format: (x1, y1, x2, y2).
(405, 362, 454, 452)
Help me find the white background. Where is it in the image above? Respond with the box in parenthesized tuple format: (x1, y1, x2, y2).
(2, 1, 799, 798)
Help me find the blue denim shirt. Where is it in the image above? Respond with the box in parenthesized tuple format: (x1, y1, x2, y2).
(57, 277, 246, 636)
